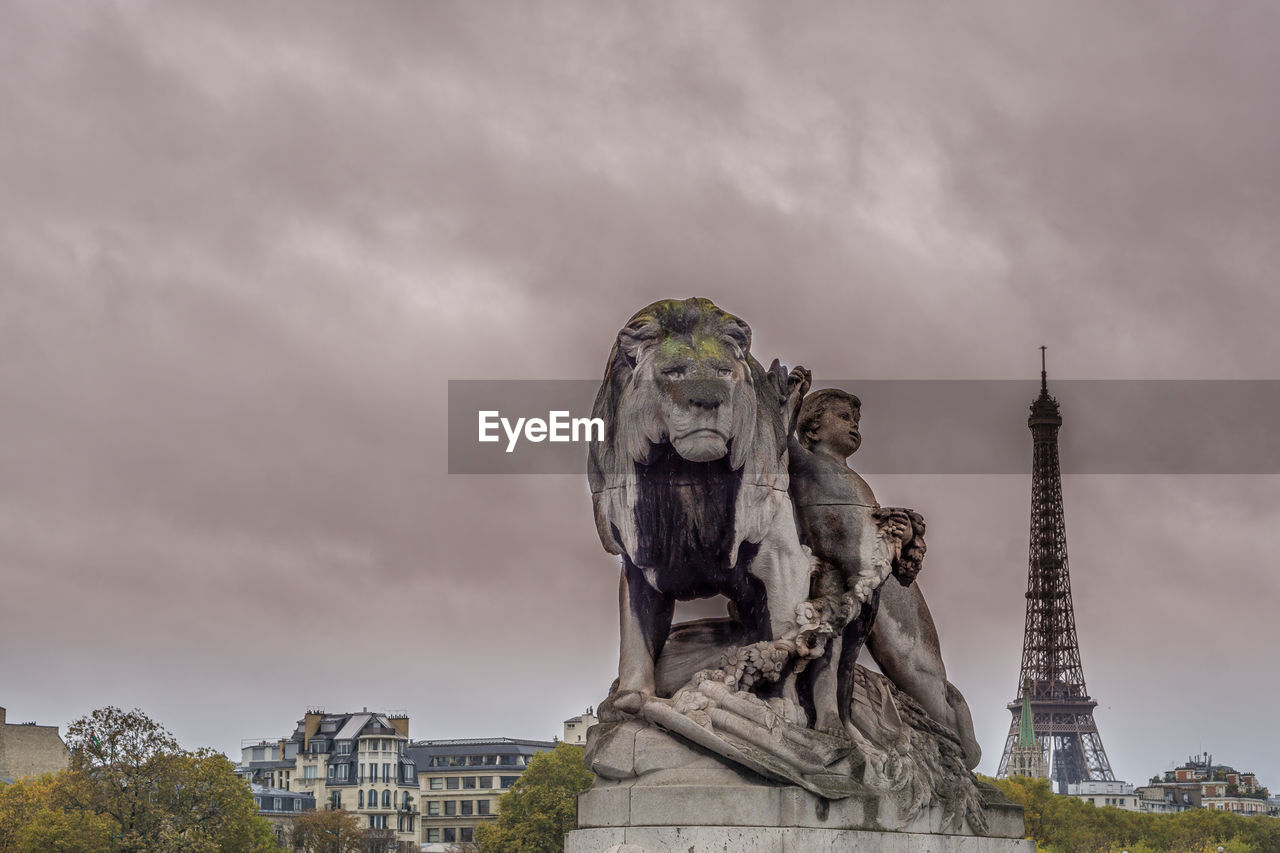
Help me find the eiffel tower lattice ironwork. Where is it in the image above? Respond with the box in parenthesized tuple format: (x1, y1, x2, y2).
(996, 349, 1115, 793)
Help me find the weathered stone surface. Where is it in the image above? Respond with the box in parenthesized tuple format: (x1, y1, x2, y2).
(587, 721, 639, 780)
(579, 779, 1023, 838)
(631, 726, 720, 776)
(581, 299, 1022, 837)
(566, 827, 1035, 853)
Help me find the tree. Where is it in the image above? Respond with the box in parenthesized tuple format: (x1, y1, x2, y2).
(290, 808, 366, 853)
(0, 771, 115, 853)
(61, 706, 276, 853)
(983, 775, 1280, 853)
(474, 743, 593, 853)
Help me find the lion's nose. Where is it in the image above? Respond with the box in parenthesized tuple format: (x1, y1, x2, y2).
(680, 378, 728, 411)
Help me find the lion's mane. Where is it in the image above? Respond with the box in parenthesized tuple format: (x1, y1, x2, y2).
(588, 298, 791, 570)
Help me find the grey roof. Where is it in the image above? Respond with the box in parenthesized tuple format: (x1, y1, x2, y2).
(285, 710, 403, 745)
(251, 783, 315, 800)
(407, 737, 555, 761)
(334, 713, 373, 741)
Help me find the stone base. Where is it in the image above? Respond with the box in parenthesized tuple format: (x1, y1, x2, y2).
(566, 827, 1036, 853)
(579, 767, 1026, 839)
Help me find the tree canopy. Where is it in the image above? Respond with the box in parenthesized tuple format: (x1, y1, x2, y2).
(289, 808, 366, 853)
(0, 706, 276, 853)
(987, 775, 1280, 853)
(474, 743, 593, 853)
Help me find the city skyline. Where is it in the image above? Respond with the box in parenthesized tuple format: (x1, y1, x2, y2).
(2, 2, 1278, 791)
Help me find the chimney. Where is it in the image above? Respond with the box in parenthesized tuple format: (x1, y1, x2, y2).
(304, 711, 323, 750)
(388, 714, 409, 739)
(0, 706, 6, 726)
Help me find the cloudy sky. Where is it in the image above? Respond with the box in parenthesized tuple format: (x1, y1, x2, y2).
(3, 1, 1278, 789)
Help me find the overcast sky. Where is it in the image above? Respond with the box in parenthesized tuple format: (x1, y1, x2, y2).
(3, 1, 1278, 789)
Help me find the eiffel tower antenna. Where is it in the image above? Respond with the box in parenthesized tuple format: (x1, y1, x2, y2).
(996, 349, 1115, 793)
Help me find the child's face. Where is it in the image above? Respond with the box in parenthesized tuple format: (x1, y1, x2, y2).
(811, 398, 862, 459)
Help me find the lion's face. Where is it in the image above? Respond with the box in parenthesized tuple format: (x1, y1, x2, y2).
(618, 301, 753, 464)
(590, 298, 789, 561)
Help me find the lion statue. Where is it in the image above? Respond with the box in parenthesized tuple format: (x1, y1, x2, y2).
(588, 297, 813, 713)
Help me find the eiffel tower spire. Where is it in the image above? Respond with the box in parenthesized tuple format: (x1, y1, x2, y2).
(996, 350, 1115, 793)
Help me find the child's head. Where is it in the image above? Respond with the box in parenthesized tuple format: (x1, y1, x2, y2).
(798, 388, 862, 454)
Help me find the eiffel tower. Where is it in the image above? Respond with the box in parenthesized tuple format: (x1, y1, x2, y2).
(996, 349, 1115, 793)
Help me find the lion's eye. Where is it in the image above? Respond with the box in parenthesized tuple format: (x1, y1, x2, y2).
(717, 367, 733, 378)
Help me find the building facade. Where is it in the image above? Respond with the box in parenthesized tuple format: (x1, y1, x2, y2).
(251, 784, 315, 847)
(562, 707, 597, 747)
(407, 737, 555, 850)
(236, 709, 420, 850)
(1068, 780, 1142, 811)
(0, 705, 70, 782)
(1134, 754, 1274, 817)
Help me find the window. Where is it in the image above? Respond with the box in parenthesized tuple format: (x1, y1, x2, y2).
(327, 765, 335, 779)
(338, 764, 349, 781)
(369, 814, 387, 829)
(402, 792, 410, 809)
(273, 798, 282, 811)
(358, 791, 364, 808)
(382, 789, 391, 808)
(461, 827, 474, 843)
(478, 776, 492, 789)
(500, 776, 519, 788)
(383, 763, 390, 782)
(369, 789, 377, 808)
(443, 829, 456, 843)
(303, 766, 318, 779)
(254, 797, 262, 810)
(430, 778, 443, 790)
(463, 777, 477, 789)
(446, 777, 460, 790)
(331, 791, 342, 809)
(336, 741, 351, 755)
(427, 802, 440, 816)
(426, 829, 440, 843)
(478, 799, 490, 815)
(461, 800, 473, 816)
(444, 801, 457, 816)
(359, 763, 365, 782)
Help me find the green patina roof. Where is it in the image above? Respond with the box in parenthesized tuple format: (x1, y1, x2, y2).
(1017, 680, 1037, 749)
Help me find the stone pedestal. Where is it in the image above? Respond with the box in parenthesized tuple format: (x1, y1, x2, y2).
(566, 827, 1035, 853)
(571, 735, 1032, 853)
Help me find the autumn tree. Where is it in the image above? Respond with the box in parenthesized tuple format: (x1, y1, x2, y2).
(983, 775, 1280, 853)
(0, 771, 115, 853)
(61, 706, 276, 853)
(290, 808, 366, 853)
(474, 743, 593, 853)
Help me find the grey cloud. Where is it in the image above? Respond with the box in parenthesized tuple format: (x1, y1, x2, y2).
(2, 0, 1277, 788)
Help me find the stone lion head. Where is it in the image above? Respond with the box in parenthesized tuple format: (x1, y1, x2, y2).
(588, 298, 790, 566)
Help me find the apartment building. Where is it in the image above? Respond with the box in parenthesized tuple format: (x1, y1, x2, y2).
(0, 705, 70, 781)
(250, 783, 315, 847)
(236, 709, 420, 850)
(407, 736, 555, 850)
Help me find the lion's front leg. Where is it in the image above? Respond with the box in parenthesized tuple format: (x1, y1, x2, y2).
(615, 559, 674, 709)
